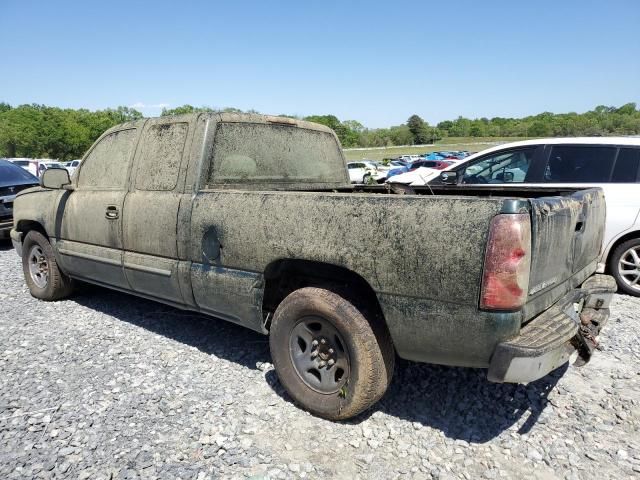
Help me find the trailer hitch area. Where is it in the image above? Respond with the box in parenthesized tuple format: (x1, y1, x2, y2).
(571, 307, 609, 367)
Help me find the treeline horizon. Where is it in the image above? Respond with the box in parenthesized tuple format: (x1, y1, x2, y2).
(1, 101, 639, 160)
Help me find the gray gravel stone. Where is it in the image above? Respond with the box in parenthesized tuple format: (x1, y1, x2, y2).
(0, 243, 639, 479)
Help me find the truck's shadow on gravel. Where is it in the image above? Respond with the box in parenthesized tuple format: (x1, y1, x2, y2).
(72, 286, 271, 372)
(356, 360, 565, 443)
(73, 285, 565, 444)
(265, 361, 565, 443)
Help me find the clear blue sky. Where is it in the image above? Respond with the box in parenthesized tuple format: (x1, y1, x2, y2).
(1, 0, 638, 128)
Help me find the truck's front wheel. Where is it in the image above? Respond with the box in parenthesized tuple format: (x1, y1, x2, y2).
(269, 287, 393, 420)
(21, 230, 74, 301)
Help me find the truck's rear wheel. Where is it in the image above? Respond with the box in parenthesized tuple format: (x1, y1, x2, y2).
(269, 287, 394, 420)
(21, 230, 74, 301)
(609, 238, 640, 297)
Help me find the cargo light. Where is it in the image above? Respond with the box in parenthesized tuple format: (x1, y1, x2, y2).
(480, 213, 531, 310)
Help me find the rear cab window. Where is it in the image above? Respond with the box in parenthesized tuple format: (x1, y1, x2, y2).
(206, 122, 346, 187)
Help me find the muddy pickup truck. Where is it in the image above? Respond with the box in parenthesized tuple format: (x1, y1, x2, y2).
(11, 113, 616, 420)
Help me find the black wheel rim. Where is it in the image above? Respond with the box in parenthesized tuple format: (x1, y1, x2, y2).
(288, 316, 350, 394)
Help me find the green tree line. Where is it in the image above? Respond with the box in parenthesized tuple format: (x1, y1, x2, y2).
(0, 103, 143, 160)
(435, 103, 640, 139)
(1, 101, 639, 160)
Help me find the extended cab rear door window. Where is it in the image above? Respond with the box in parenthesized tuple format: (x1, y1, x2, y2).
(462, 147, 536, 184)
(135, 122, 189, 191)
(77, 129, 137, 189)
(543, 145, 617, 183)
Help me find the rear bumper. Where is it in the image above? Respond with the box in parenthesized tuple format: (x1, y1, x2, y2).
(487, 274, 616, 383)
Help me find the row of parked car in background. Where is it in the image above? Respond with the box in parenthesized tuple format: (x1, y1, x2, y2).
(346, 150, 474, 184)
(1, 158, 82, 178)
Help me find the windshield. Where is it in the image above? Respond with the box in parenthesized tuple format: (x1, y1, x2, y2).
(208, 122, 346, 185)
(0, 160, 38, 183)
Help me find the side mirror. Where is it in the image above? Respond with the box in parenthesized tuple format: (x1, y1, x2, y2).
(439, 170, 460, 185)
(41, 168, 72, 189)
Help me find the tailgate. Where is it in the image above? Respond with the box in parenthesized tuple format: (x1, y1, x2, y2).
(524, 188, 606, 321)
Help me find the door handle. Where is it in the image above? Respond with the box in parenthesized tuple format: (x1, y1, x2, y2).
(105, 205, 119, 220)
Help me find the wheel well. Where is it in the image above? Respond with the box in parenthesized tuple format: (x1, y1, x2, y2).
(605, 231, 640, 272)
(16, 220, 48, 239)
(262, 259, 387, 330)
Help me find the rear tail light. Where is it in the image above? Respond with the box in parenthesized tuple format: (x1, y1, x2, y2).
(480, 213, 531, 310)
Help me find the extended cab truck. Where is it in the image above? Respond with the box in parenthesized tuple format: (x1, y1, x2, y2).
(11, 113, 616, 420)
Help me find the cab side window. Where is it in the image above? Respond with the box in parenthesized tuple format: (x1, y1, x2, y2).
(611, 148, 640, 183)
(463, 147, 535, 184)
(544, 146, 616, 183)
(77, 129, 137, 189)
(135, 122, 189, 191)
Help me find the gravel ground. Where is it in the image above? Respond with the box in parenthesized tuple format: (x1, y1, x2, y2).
(1, 242, 639, 480)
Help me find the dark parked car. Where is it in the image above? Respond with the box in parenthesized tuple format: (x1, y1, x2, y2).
(0, 159, 39, 239)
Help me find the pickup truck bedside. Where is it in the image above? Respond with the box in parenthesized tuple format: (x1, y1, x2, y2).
(377, 293, 523, 368)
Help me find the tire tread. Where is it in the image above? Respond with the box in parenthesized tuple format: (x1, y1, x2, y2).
(269, 287, 393, 420)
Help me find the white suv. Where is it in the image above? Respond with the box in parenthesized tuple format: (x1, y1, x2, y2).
(346, 162, 372, 184)
(431, 137, 640, 296)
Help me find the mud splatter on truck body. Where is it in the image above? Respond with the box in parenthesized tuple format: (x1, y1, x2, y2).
(11, 112, 616, 419)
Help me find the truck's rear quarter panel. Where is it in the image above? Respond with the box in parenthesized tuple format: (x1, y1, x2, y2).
(190, 191, 511, 366)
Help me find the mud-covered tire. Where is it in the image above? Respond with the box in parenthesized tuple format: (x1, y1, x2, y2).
(21, 230, 74, 301)
(269, 287, 394, 420)
(609, 238, 640, 297)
